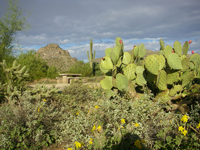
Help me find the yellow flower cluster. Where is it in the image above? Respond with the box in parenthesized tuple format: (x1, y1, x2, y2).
(92, 125, 102, 132)
(121, 119, 126, 124)
(95, 105, 99, 109)
(74, 141, 84, 148)
(181, 115, 189, 123)
(196, 121, 200, 129)
(134, 139, 142, 149)
(76, 110, 79, 115)
(134, 123, 139, 127)
(179, 126, 187, 136)
(89, 138, 93, 144)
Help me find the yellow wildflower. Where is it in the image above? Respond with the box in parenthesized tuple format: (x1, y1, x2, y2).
(67, 148, 73, 150)
(74, 141, 82, 148)
(43, 99, 46, 102)
(121, 119, 126, 124)
(76, 110, 79, 115)
(181, 130, 187, 136)
(196, 122, 200, 129)
(134, 139, 142, 149)
(179, 126, 184, 132)
(97, 125, 102, 132)
(37, 107, 40, 112)
(134, 123, 139, 127)
(181, 115, 189, 123)
(92, 125, 96, 131)
(89, 138, 93, 144)
(95, 105, 99, 109)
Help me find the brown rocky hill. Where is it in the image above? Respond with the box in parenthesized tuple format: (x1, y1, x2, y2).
(35, 43, 77, 72)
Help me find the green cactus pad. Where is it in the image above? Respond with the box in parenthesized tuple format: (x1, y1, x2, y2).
(136, 73, 147, 86)
(116, 73, 129, 91)
(115, 37, 122, 47)
(116, 57, 122, 67)
(169, 85, 183, 96)
(189, 53, 198, 64)
(159, 50, 164, 55)
(180, 55, 187, 60)
(136, 66, 145, 74)
(124, 63, 137, 81)
(167, 53, 182, 70)
(101, 57, 113, 70)
(182, 71, 195, 87)
(144, 54, 159, 75)
(138, 43, 146, 58)
(110, 51, 118, 65)
(158, 55, 166, 70)
(160, 39, 165, 50)
(100, 76, 113, 90)
(112, 46, 121, 60)
(182, 41, 189, 56)
(133, 45, 139, 57)
(164, 45, 173, 59)
(100, 64, 109, 73)
(122, 52, 131, 64)
(189, 61, 195, 70)
(105, 48, 113, 57)
(167, 71, 179, 84)
(173, 41, 182, 56)
(157, 70, 167, 91)
(104, 89, 115, 98)
(181, 58, 189, 71)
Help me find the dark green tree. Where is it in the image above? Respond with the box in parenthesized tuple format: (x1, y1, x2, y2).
(0, 0, 31, 82)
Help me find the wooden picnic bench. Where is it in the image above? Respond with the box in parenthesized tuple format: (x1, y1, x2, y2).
(57, 73, 82, 84)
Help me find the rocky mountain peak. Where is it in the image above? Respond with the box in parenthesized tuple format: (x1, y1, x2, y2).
(35, 43, 77, 72)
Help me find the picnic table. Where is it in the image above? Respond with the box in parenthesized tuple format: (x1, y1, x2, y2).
(57, 73, 82, 84)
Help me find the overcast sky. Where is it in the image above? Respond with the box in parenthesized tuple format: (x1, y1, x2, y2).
(1, 0, 200, 62)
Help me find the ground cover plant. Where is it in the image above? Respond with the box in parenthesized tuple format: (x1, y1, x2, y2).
(0, 37, 200, 150)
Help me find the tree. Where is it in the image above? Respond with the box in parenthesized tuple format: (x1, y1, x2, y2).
(0, 0, 31, 82)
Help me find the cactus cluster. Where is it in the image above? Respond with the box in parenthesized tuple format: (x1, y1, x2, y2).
(0, 60, 60, 103)
(100, 37, 200, 102)
(100, 37, 147, 98)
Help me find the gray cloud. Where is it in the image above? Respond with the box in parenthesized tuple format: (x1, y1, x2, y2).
(1, 0, 200, 61)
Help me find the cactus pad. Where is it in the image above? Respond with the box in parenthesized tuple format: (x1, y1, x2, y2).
(122, 52, 131, 64)
(167, 71, 179, 84)
(136, 73, 147, 86)
(133, 45, 139, 57)
(145, 54, 159, 75)
(157, 70, 167, 90)
(158, 55, 166, 70)
(173, 41, 182, 56)
(182, 41, 189, 56)
(164, 45, 173, 59)
(160, 39, 165, 50)
(123, 63, 137, 81)
(116, 73, 129, 91)
(167, 53, 182, 70)
(100, 76, 113, 90)
(105, 48, 113, 57)
(101, 57, 113, 70)
(138, 43, 146, 58)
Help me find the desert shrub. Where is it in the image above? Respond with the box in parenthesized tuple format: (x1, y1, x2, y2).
(67, 60, 93, 77)
(47, 65, 59, 79)
(93, 62, 104, 76)
(16, 50, 59, 81)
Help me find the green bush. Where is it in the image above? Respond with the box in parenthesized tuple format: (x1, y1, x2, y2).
(16, 50, 58, 81)
(67, 60, 93, 77)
